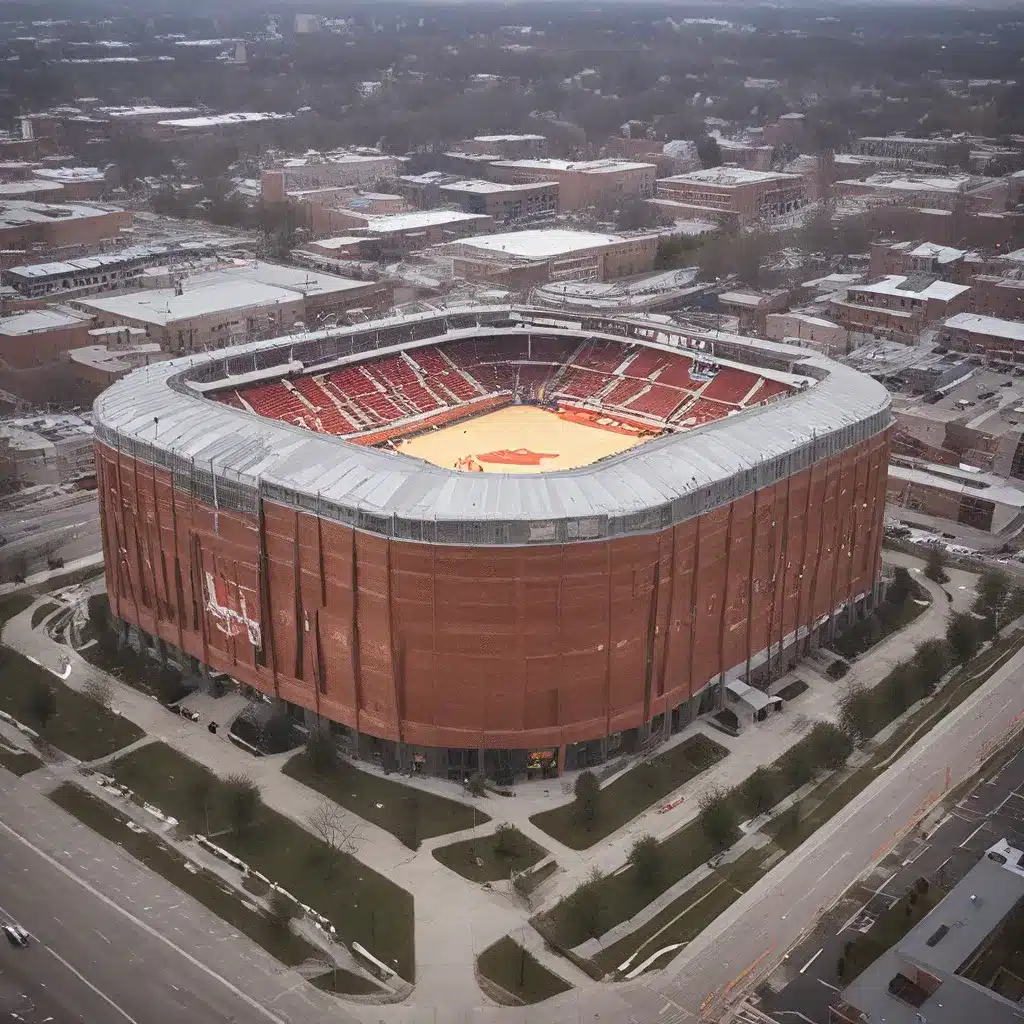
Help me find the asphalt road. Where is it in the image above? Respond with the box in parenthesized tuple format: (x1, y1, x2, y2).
(0, 782, 348, 1024)
(616, 638, 1024, 1023)
(760, 745, 1024, 1023)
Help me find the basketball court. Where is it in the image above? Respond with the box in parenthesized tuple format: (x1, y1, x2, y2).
(395, 404, 648, 473)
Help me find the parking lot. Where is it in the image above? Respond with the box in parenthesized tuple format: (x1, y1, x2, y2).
(755, 743, 1024, 1023)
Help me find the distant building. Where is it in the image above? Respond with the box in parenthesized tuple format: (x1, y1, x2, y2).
(654, 167, 806, 225)
(836, 172, 1004, 211)
(717, 289, 791, 334)
(459, 134, 548, 160)
(32, 166, 107, 201)
(764, 312, 849, 355)
(316, 209, 494, 259)
(70, 332, 169, 397)
(0, 305, 94, 368)
(830, 275, 971, 338)
(0, 413, 95, 487)
(293, 13, 320, 33)
(0, 201, 129, 256)
(437, 179, 559, 223)
(441, 228, 657, 287)
(941, 313, 1024, 358)
(262, 153, 404, 200)
(72, 260, 390, 352)
(488, 158, 657, 212)
(850, 134, 971, 166)
(3, 242, 216, 300)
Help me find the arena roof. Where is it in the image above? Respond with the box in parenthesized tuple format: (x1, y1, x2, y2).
(93, 307, 891, 543)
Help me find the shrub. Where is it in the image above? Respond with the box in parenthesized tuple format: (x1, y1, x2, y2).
(628, 834, 664, 889)
(494, 822, 522, 858)
(739, 766, 779, 817)
(573, 770, 601, 825)
(467, 771, 487, 797)
(697, 786, 739, 851)
(946, 611, 981, 665)
(223, 773, 261, 836)
(306, 731, 337, 776)
(925, 547, 949, 584)
(826, 659, 850, 681)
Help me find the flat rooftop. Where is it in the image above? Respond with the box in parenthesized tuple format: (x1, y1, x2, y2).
(197, 260, 371, 295)
(945, 313, 1024, 343)
(491, 158, 655, 174)
(439, 179, 558, 195)
(660, 167, 801, 187)
(852, 275, 971, 302)
(359, 210, 490, 233)
(841, 172, 979, 193)
(33, 166, 105, 184)
(453, 228, 623, 260)
(0, 306, 91, 335)
(158, 112, 292, 128)
(76, 278, 298, 326)
(842, 856, 1024, 1024)
(0, 200, 121, 228)
(473, 134, 546, 143)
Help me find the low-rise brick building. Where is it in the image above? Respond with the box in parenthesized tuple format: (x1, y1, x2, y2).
(653, 167, 806, 225)
(941, 313, 1024, 359)
(830, 274, 972, 337)
(441, 228, 657, 287)
(488, 158, 656, 212)
(0, 305, 94, 368)
(437, 179, 558, 222)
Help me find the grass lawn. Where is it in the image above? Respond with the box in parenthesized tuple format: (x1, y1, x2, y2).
(0, 744, 42, 776)
(537, 813, 723, 948)
(530, 733, 728, 850)
(592, 846, 770, 976)
(477, 936, 571, 1004)
(0, 592, 35, 626)
(433, 826, 546, 883)
(105, 742, 415, 981)
(30, 602, 59, 630)
(78, 638, 189, 704)
(283, 750, 486, 847)
(49, 782, 326, 972)
(769, 630, 1024, 854)
(0, 647, 143, 761)
(843, 885, 946, 982)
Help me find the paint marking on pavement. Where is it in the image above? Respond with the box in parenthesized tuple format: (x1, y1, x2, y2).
(44, 944, 140, 1024)
(960, 822, 989, 848)
(923, 814, 951, 840)
(0, 817, 290, 1024)
(817, 978, 840, 992)
(799, 947, 823, 974)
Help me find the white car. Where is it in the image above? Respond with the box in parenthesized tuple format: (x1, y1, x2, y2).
(2, 923, 29, 948)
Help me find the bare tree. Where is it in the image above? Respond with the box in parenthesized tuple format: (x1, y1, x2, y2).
(307, 796, 357, 874)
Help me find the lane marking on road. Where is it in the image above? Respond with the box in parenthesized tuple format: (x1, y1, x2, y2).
(0, 817, 291, 1024)
(44, 943, 140, 1024)
(798, 947, 823, 974)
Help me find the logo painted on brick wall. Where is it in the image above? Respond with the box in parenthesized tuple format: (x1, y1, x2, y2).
(204, 572, 261, 646)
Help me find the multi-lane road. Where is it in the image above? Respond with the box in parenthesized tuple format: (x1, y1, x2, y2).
(0, 781, 349, 1024)
(0, 491, 100, 575)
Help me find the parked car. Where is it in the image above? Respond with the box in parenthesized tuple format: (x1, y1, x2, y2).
(3, 924, 29, 948)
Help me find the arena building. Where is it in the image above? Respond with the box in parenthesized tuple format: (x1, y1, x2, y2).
(93, 307, 891, 781)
